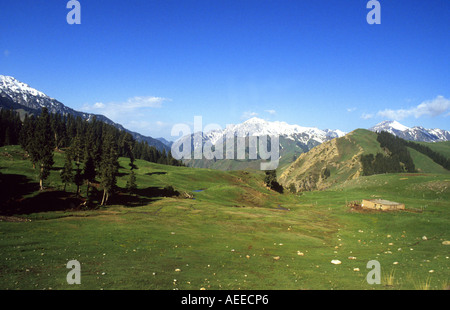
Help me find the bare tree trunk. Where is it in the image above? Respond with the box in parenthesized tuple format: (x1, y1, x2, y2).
(39, 166, 44, 191)
(101, 189, 107, 206)
(54, 132, 60, 151)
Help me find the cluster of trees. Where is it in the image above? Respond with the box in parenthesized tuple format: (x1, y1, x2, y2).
(403, 140, 450, 171)
(1, 108, 183, 206)
(0, 109, 22, 146)
(360, 153, 404, 176)
(377, 131, 416, 172)
(264, 170, 284, 193)
(361, 131, 416, 176)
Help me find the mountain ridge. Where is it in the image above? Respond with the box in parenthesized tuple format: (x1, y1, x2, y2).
(2, 75, 449, 166)
(0, 75, 168, 151)
(369, 120, 450, 143)
(178, 117, 347, 170)
(279, 128, 450, 192)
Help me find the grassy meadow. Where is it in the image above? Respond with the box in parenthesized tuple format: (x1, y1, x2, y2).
(0, 145, 449, 290)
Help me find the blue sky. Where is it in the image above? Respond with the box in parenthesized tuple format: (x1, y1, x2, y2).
(1, 0, 449, 140)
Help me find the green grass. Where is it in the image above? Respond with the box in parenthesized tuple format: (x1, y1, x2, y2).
(408, 147, 449, 174)
(0, 145, 449, 290)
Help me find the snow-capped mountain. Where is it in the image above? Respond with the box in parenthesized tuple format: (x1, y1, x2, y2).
(176, 117, 346, 163)
(175, 117, 346, 169)
(0, 75, 93, 118)
(203, 117, 346, 145)
(0, 75, 168, 151)
(369, 120, 450, 142)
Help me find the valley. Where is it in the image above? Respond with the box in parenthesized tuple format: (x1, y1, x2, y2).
(0, 136, 448, 290)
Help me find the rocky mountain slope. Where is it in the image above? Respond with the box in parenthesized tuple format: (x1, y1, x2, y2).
(279, 129, 381, 192)
(279, 128, 450, 192)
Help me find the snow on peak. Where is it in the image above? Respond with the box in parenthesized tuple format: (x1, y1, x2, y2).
(387, 120, 410, 131)
(243, 117, 266, 124)
(370, 120, 410, 132)
(0, 75, 49, 98)
(204, 118, 346, 145)
(369, 120, 450, 142)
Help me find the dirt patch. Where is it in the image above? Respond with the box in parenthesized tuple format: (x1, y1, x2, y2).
(0, 215, 31, 222)
(399, 173, 430, 177)
(410, 180, 449, 192)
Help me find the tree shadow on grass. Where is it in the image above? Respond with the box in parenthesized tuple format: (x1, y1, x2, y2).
(12, 191, 84, 215)
(0, 173, 38, 199)
(0, 172, 184, 214)
(0, 173, 89, 215)
(108, 186, 181, 208)
(108, 190, 158, 207)
(0, 173, 39, 215)
(145, 172, 167, 176)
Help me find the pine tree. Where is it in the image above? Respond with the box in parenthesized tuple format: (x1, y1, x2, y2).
(34, 108, 55, 190)
(20, 114, 38, 169)
(70, 135, 84, 196)
(120, 133, 136, 170)
(99, 132, 119, 206)
(60, 152, 73, 191)
(83, 154, 96, 199)
(126, 170, 137, 195)
(3, 127, 10, 146)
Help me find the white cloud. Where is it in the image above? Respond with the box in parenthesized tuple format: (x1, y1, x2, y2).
(241, 111, 258, 120)
(125, 96, 167, 109)
(265, 109, 276, 115)
(126, 120, 152, 129)
(377, 95, 450, 120)
(155, 121, 170, 128)
(347, 107, 356, 112)
(361, 113, 374, 120)
(93, 102, 105, 109)
(83, 96, 169, 120)
(81, 96, 174, 138)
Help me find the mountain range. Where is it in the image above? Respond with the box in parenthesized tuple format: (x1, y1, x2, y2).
(177, 117, 347, 170)
(0, 75, 168, 151)
(369, 120, 450, 143)
(279, 127, 450, 192)
(1, 75, 449, 169)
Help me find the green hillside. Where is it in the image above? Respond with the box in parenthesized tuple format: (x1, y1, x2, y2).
(279, 129, 449, 192)
(1, 144, 449, 290)
(408, 147, 449, 174)
(279, 129, 383, 192)
(183, 136, 310, 172)
(416, 141, 450, 159)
